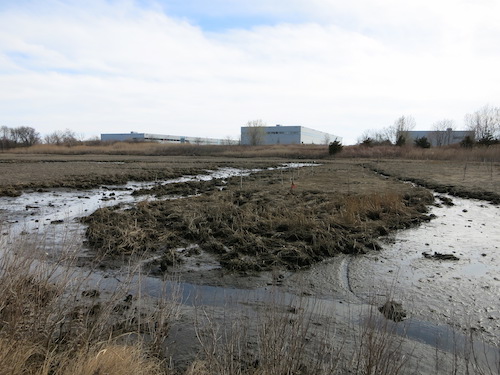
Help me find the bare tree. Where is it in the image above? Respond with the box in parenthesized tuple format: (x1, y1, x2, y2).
(430, 119, 454, 146)
(0, 126, 11, 151)
(12, 126, 40, 147)
(392, 115, 416, 145)
(465, 105, 500, 142)
(357, 129, 390, 146)
(45, 129, 79, 146)
(245, 119, 266, 146)
(223, 135, 235, 146)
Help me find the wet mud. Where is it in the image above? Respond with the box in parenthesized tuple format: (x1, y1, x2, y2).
(1, 157, 500, 373)
(82, 165, 434, 272)
(365, 159, 500, 204)
(348, 195, 500, 345)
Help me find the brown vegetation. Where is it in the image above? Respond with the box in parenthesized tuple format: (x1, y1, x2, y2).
(0, 154, 279, 197)
(364, 159, 500, 204)
(0, 238, 178, 375)
(83, 164, 434, 272)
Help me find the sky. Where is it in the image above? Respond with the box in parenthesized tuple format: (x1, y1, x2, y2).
(1, 0, 499, 144)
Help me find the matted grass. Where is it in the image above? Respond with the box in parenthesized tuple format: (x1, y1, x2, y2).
(83, 163, 434, 271)
(365, 159, 500, 203)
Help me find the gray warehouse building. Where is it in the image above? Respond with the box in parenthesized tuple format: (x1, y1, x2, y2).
(401, 129, 475, 147)
(101, 132, 233, 145)
(241, 125, 342, 145)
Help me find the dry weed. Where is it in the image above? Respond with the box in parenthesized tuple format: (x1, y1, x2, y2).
(0, 233, 179, 375)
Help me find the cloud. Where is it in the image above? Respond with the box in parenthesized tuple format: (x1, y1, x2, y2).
(0, 0, 499, 144)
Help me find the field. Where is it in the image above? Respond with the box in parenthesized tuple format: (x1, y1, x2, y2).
(0, 147, 499, 374)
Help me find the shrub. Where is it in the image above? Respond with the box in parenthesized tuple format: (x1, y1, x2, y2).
(460, 135, 475, 148)
(477, 134, 499, 147)
(414, 137, 431, 148)
(329, 140, 344, 155)
(395, 134, 406, 147)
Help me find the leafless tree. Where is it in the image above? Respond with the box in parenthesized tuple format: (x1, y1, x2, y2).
(245, 119, 266, 146)
(465, 105, 500, 141)
(392, 115, 416, 145)
(11, 126, 40, 147)
(357, 129, 391, 146)
(45, 129, 79, 146)
(0, 126, 11, 151)
(223, 135, 235, 145)
(430, 119, 454, 146)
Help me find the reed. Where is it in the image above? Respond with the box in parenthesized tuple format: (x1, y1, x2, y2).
(0, 233, 179, 375)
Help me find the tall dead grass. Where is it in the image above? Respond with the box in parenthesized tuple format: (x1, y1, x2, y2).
(190, 293, 344, 375)
(7, 141, 500, 162)
(1, 232, 498, 374)
(7, 143, 330, 159)
(0, 234, 179, 375)
(340, 144, 500, 162)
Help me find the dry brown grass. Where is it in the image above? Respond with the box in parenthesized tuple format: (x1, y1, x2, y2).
(0, 234, 179, 375)
(54, 344, 165, 375)
(8, 141, 500, 163)
(84, 164, 433, 271)
(1, 234, 498, 374)
(340, 144, 500, 162)
(364, 158, 500, 203)
(7, 142, 331, 159)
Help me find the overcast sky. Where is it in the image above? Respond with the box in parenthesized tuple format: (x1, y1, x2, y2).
(1, 0, 499, 144)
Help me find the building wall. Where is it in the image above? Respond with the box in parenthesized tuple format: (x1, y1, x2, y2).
(101, 132, 234, 145)
(241, 125, 342, 145)
(404, 129, 475, 147)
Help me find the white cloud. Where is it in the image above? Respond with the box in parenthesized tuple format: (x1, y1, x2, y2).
(0, 0, 499, 144)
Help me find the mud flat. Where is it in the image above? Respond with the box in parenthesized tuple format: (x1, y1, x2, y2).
(1, 156, 500, 373)
(348, 195, 500, 345)
(0, 154, 282, 197)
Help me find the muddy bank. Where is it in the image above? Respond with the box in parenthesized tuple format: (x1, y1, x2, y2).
(0, 155, 281, 197)
(2, 158, 499, 374)
(83, 164, 434, 273)
(365, 160, 500, 204)
(348, 195, 500, 346)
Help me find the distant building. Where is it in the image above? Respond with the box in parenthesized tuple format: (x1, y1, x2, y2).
(240, 125, 342, 146)
(402, 129, 475, 147)
(101, 132, 235, 145)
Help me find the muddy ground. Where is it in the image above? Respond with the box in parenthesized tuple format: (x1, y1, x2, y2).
(82, 162, 434, 275)
(1, 154, 499, 373)
(0, 154, 281, 196)
(365, 159, 500, 203)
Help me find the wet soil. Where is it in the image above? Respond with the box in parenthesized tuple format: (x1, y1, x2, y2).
(0, 154, 281, 197)
(82, 163, 434, 272)
(1, 155, 500, 373)
(348, 196, 500, 346)
(365, 159, 500, 204)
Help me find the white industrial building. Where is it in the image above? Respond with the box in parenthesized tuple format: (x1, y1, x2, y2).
(240, 125, 342, 145)
(101, 132, 234, 145)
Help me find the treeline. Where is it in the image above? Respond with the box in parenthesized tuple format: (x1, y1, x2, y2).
(0, 126, 40, 150)
(0, 126, 101, 151)
(358, 105, 500, 148)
